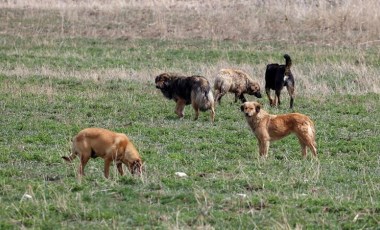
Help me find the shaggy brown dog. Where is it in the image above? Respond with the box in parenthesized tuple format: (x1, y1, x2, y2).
(214, 69, 262, 104)
(265, 54, 295, 109)
(155, 73, 215, 122)
(240, 101, 317, 158)
(62, 128, 143, 178)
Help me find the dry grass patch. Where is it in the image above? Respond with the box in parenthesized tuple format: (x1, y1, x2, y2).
(1, 0, 380, 45)
(3, 60, 380, 97)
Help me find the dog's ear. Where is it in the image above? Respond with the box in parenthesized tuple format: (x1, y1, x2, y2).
(161, 74, 170, 85)
(255, 104, 261, 113)
(163, 73, 171, 80)
(240, 105, 244, 112)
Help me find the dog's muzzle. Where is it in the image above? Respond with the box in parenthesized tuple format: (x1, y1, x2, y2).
(131, 160, 143, 175)
(240, 106, 251, 117)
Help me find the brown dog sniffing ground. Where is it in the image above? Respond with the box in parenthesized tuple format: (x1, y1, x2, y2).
(214, 69, 262, 104)
(62, 128, 143, 178)
(240, 101, 317, 158)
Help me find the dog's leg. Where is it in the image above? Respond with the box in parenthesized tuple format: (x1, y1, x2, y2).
(263, 141, 270, 157)
(286, 84, 295, 109)
(306, 139, 317, 157)
(214, 90, 222, 104)
(275, 90, 281, 106)
(238, 94, 247, 103)
(299, 141, 307, 158)
(234, 91, 243, 103)
(210, 106, 215, 123)
(297, 135, 317, 158)
(79, 155, 90, 177)
(175, 100, 186, 118)
(190, 93, 201, 120)
(117, 163, 124, 176)
(309, 144, 317, 157)
(266, 88, 275, 107)
(258, 139, 270, 157)
(216, 91, 226, 104)
(103, 159, 112, 178)
(127, 162, 134, 174)
(192, 102, 200, 120)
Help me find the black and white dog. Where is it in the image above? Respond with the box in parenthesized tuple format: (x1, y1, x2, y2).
(264, 54, 295, 109)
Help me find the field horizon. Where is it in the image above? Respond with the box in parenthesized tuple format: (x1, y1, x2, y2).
(1, 1, 379, 229)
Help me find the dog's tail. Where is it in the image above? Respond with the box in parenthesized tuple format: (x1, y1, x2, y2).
(308, 119, 318, 156)
(307, 119, 317, 146)
(284, 54, 292, 68)
(194, 85, 215, 112)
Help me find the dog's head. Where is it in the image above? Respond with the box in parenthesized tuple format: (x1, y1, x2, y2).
(129, 159, 143, 176)
(247, 81, 262, 98)
(240, 101, 261, 117)
(155, 73, 171, 89)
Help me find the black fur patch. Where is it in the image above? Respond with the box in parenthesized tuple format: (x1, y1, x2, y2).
(90, 148, 98, 158)
(265, 55, 294, 92)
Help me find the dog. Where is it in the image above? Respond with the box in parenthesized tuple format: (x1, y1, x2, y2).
(155, 73, 215, 122)
(265, 54, 295, 109)
(62, 128, 143, 178)
(240, 101, 317, 158)
(214, 69, 262, 104)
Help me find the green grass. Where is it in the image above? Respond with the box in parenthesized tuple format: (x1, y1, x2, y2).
(1, 68, 379, 228)
(1, 36, 379, 73)
(1, 3, 379, 228)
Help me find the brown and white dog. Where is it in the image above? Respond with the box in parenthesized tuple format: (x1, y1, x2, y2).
(62, 128, 143, 178)
(214, 69, 262, 104)
(240, 101, 317, 158)
(155, 73, 215, 122)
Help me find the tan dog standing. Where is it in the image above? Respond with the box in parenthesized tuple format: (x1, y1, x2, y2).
(240, 101, 317, 158)
(62, 128, 143, 178)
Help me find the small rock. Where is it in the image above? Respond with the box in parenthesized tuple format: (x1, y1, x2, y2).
(175, 172, 188, 177)
(236, 193, 247, 198)
(22, 194, 32, 200)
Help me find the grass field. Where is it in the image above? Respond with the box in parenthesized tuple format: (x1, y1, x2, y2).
(1, 1, 380, 229)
